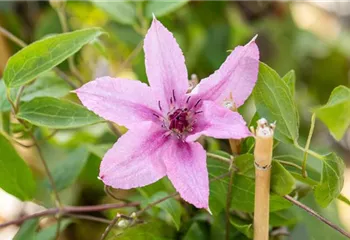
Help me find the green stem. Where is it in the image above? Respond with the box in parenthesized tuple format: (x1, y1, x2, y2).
(294, 143, 324, 161)
(301, 113, 316, 177)
(275, 159, 305, 172)
(29, 131, 62, 208)
(14, 86, 25, 110)
(56, 7, 84, 85)
(225, 167, 235, 240)
(206, 152, 231, 164)
(6, 89, 17, 113)
(104, 185, 131, 203)
(0, 25, 26, 47)
(136, 192, 178, 217)
(55, 217, 61, 240)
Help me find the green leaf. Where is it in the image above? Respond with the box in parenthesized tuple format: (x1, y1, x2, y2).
(207, 151, 231, 215)
(235, 154, 295, 195)
(4, 28, 104, 88)
(282, 69, 296, 96)
(274, 155, 321, 184)
(92, 1, 136, 25)
(149, 192, 182, 230)
(269, 209, 298, 227)
(35, 219, 72, 240)
(314, 86, 350, 140)
(208, 152, 291, 214)
(234, 154, 255, 178)
(145, 0, 189, 18)
(17, 97, 102, 129)
(13, 219, 38, 240)
(0, 133, 36, 200)
(271, 161, 295, 196)
(118, 220, 172, 240)
(230, 174, 292, 212)
(21, 72, 71, 101)
(44, 147, 89, 191)
(229, 216, 253, 239)
(138, 178, 174, 199)
(314, 153, 345, 207)
(1, 111, 11, 133)
(183, 222, 207, 240)
(253, 62, 299, 143)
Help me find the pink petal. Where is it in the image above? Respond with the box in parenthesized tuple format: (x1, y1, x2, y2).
(187, 101, 251, 142)
(191, 37, 259, 107)
(75, 77, 161, 128)
(164, 139, 209, 209)
(144, 17, 189, 111)
(99, 122, 169, 189)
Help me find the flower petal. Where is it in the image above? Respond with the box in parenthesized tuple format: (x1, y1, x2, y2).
(164, 140, 209, 209)
(75, 77, 161, 128)
(187, 101, 251, 142)
(144, 17, 189, 110)
(99, 122, 169, 189)
(191, 37, 259, 107)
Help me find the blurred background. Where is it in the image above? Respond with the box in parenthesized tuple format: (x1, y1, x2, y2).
(0, 1, 350, 239)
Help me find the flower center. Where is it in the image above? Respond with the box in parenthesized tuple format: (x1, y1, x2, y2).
(154, 91, 203, 140)
(168, 108, 190, 133)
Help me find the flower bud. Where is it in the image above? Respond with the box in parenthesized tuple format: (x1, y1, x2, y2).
(117, 219, 129, 228)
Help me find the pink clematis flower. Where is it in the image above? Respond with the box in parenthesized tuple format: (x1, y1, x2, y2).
(75, 17, 259, 209)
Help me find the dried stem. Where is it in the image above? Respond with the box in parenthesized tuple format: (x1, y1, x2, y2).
(253, 118, 275, 240)
(301, 113, 316, 177)
(64, 213, 112, 225)
(1, 172, 231, 229)
(99, 213, 121, 240)
(0, 202, 140, 229)
(283, 195, 350, 239)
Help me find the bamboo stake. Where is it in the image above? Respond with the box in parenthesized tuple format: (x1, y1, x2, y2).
(251, 118, 275, 240)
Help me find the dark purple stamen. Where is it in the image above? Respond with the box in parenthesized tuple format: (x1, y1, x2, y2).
(194, 99, 202, 108)
(170, 97, 173, 104)
(186, 96, 191, 104)
(158, 101, 162, 111)
(172, 90, 176, 102)
(153, 113, 160, 118)
(195, 111, 203, 115)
